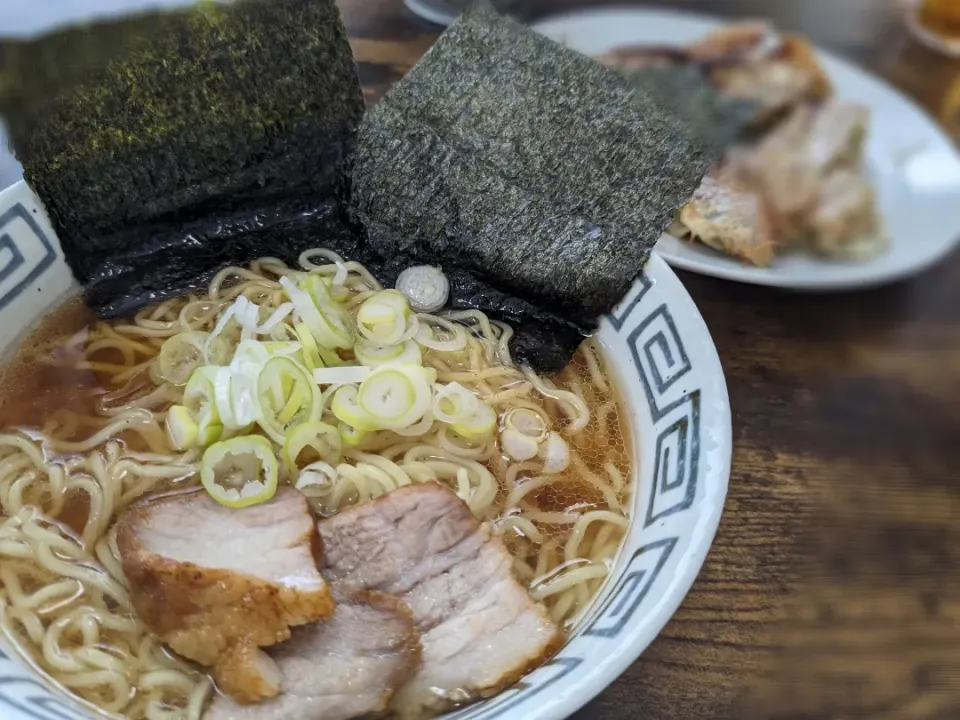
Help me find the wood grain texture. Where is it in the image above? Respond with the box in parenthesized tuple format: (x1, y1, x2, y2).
(336, 0, 960, 717)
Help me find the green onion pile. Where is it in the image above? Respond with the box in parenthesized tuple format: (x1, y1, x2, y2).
(158, 273, 497, 508)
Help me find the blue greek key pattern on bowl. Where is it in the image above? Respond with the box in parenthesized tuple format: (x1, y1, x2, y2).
(607, 271, 653, 331)
(626, 300, 700, 529)
(0, 649, 88, 720)
(445, 657, 583, 720)
(0, 203, 57, 313)
(583, 537, 677, 638)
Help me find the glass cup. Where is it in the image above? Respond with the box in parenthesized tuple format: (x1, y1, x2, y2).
(905, 0, 960, 57)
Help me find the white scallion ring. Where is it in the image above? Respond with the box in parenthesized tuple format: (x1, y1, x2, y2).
(396, 265, 450, 313)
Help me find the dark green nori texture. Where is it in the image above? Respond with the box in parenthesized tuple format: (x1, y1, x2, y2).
(0, 0, 364, 317)
(624, 65, 757, 151)
(352, 1, 716, 369)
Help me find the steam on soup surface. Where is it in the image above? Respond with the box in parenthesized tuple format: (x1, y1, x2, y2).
(0, 250, 632, 719)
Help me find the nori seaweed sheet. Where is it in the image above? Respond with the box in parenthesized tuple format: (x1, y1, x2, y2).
(352, 1, 717, 369)
(0, 0, 364, 318)
(2, 0, 725, 372)
(623, 65, 757, 152)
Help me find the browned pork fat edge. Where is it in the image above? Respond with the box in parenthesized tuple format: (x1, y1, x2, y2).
(116, 488, 334, 703)
(318, 482, 564, 718)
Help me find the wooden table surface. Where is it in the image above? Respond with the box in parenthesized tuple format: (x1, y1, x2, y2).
(341, 1, 960, 718)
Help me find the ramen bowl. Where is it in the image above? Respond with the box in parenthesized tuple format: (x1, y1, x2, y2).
(0, 179, 732, 720)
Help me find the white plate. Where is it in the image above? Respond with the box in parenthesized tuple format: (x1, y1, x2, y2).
(0, 178, 731, 720)
(403, 0, 466, 26)
(534, 8, 960, 290)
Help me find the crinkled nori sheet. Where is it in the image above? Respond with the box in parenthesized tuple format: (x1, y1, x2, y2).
(0, 0, 364, 318)
(623, 65, 757, 153)
(351, 1, 715, 369)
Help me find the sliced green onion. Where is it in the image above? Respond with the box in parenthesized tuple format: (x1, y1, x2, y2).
(184, 367, 224, 445)
(539, 431, 571, 474)
(504, 408, 548, 442)
(433, 382, 480, 425)
(356, 291, 418, 346)
(165, 405, 199, 451)
(354, 339, 422, 368)
(500, 427, 539, 462)
(295, 460, 338, 491)
(414, 315, 467, 352)
(283, 421, 342, 475)
(198, 421, 224, 447)
(318, 345, 346, 367)
(205, 302, 244, 365)
(358, 290, 406, 325)
(304, 275, 355, 347)
(452, 401, 497, 439)
(331, 386, 379, 431)
(228, 339, 298, 368)
(211, 367, 238, 429)
(222, 296, 293, 338)
(281, 276, 354, 350)
(294, 322, 323, 371)
(395, 265, 449, 313)
(204, 330, 238, 366)
(230, 296, 263, 339)
(394, 408, 435, 437)
(200, 436, 279, 509)
(226, 342, 268, 428)
(360, 370, 415, 423)
(256, 341, 303, 358)
(257, 356, 321, 444)
(357, 364, 433, 431)
(338, 421, 368, 446)
(157, 332, 207, 386)
(259, 302, 294, 333)
(303, 274, 334, 304)
(314, 366, 372, 386)
(291, 322, 343, 368)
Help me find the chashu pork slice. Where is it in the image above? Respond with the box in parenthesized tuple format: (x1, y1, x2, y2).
(205, 590, 422, 720)
(318, 482, 564, 719)
(117, 488, 334, 703)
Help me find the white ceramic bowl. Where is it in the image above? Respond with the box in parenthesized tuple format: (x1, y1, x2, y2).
(0, 180, 732, 720)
